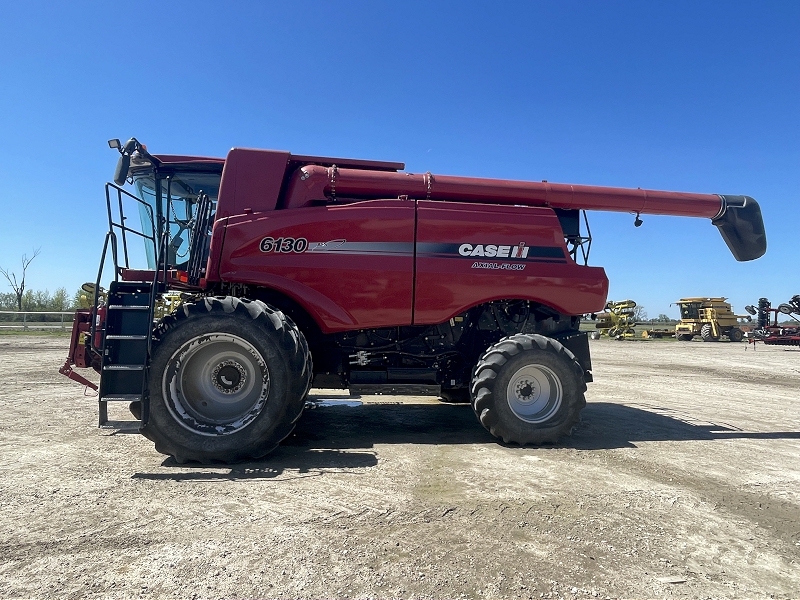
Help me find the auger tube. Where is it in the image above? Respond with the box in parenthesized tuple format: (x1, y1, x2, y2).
(283, 165, 766, 261)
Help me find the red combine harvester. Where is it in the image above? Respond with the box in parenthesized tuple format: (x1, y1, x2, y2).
(60, 138, 767, 462)
(746, 296, 800, 346)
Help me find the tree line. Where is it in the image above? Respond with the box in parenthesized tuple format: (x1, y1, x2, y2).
(0, 287, 84, 322)
(0, 248, 85, 321)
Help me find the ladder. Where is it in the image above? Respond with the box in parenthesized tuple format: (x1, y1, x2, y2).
(97, 280, 153, 426)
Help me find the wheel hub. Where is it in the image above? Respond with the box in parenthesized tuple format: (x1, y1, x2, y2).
(212, 360, 247, 394)
(506, 363, 563, 423)
(163, 333, 270, 436)
(515, 379, 536, 402)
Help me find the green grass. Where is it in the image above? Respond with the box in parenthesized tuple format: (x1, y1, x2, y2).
(0, 329, 71, 336)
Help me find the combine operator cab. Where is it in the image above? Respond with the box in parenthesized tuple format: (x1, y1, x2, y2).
(112, 138, 221, 280)
(59, 138, 222, 424)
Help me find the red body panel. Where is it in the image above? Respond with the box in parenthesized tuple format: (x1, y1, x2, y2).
(414, 202, 608, 322)
(216, 198, 609, 331)
(216, 149, 291, 219)
(219, 200, 415, 332)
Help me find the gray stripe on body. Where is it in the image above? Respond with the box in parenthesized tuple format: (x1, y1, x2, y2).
(309, 241, 414, 257)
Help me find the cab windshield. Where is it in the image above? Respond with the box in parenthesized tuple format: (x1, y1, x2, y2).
(679, 303, 700, 320)
(132, 170, 220, 269)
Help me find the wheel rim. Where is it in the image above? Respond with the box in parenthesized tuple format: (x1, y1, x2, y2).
(505, 363, 563, 423)
(163, 333, 270, 436)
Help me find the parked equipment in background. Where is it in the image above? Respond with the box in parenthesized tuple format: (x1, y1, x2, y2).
(674, 298, 750, 342)
(745, 296, 800, 346)
(59, 137, 767, 463)
(640, 328, 674, 339)
(592, 300, 638, 339)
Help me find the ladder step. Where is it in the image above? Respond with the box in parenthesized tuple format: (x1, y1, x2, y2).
(100, 394, 142, 402)
(106, 334, 148, 340)
(103, 364, 145, 371)
(108, 305, 149, 311)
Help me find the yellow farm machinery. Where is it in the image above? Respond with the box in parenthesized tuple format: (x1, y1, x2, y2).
(592, 300, 638, 339)
(674, 297, 749, 342)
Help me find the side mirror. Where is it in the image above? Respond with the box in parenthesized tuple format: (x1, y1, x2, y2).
(112, 138, 140, 186)
(114, 154, 131, 186)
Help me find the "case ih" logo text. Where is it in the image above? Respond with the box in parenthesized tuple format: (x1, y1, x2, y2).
(458, 242, 529, 259)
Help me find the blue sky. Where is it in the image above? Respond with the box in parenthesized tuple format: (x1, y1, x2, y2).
(0, 1, 797, 318)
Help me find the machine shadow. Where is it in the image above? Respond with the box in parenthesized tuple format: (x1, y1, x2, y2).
(289, 399, 800, 451)
(132, 448, 378, 482)
(570, 402, 800, 450)
(132, 399, 800, 479)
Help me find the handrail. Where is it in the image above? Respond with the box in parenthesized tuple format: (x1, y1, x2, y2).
(93, 184, 159, 355)
(104, 182, 156, 272)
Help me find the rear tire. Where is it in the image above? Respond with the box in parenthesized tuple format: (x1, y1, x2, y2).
(701, 323, 719, 342)
(471, 334, 586, 445)
(728, 327, 744, 342)
(141, 296, 311, 463)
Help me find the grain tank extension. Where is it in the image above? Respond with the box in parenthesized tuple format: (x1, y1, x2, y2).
(59, 138, 767, 463)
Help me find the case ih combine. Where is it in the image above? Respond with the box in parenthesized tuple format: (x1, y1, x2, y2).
(60, 138, 766, 463)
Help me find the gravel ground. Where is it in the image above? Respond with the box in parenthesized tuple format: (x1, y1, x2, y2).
(0, 335, 798, 599)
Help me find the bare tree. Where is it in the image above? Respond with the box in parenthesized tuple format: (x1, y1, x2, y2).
(631, 305, 648, 323)
(0, 248, 42, 311)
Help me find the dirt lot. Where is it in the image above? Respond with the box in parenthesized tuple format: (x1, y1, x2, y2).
(0, 336, 798, 599)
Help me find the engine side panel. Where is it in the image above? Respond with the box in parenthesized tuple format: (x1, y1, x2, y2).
(216, 149, 291, 219)
(414, 201, 608, 322)
(218, 200, 415, 332)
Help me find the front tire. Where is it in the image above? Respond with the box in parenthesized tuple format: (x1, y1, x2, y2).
(471, 334, 587, 445)
(701, 323, 719, 342)
(728, 327, 744, 342)
(141, 296, 311, 463)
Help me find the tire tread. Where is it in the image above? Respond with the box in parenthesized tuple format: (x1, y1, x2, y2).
(141, 296, 311, 463)
(471, 333, 586, 445)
